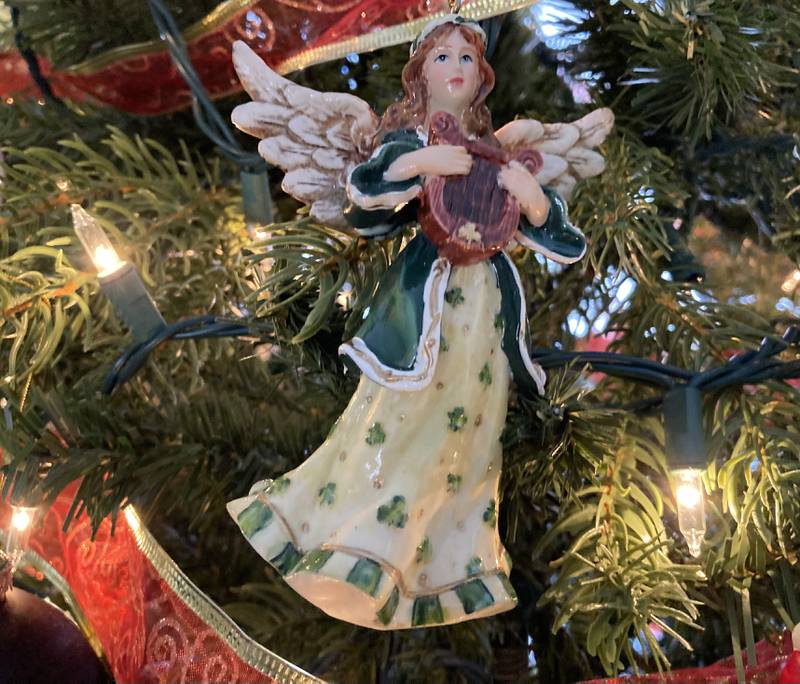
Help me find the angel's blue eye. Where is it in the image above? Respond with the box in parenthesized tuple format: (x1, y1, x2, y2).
(461, 54, 473, 64)
(435, 54, 448, 63)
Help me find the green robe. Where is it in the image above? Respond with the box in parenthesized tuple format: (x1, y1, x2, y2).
(341, 129, 583, 397)
(229, 133, 588, 631)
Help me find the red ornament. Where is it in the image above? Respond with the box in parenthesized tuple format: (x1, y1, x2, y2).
(5, 485, 292, 683)
(0, 587, 107, 684)
(579, 631, 795, 684)
(780, 652, 800, 684)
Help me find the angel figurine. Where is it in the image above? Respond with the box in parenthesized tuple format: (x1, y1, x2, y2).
(227, 13, 613, 630)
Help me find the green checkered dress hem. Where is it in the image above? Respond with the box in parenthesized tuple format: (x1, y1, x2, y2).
(227, 491, 517, 630)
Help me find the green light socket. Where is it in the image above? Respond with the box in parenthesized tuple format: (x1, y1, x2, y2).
(241, 170, 273, 226)
(663, 385, 706, 469)
(99, 263, 166, 343)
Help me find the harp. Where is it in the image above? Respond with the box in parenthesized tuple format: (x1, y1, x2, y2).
(419, 111, 542, 265)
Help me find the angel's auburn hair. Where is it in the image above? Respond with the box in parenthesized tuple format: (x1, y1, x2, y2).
(378, 23, 495, 139)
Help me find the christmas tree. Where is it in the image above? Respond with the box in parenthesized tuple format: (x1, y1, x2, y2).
(1, 1, 799, 682)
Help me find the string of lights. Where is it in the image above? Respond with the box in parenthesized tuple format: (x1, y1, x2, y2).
(33, 0, 800, 565)
(75, 195, 800, 555)
(65, 10, 800, 555)
(7, 4, 63, 106)
(147, 0, 272, 226)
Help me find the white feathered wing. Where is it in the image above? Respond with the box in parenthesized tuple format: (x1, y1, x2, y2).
(495, 108, 615, 199)
(230, 41, 379, 228)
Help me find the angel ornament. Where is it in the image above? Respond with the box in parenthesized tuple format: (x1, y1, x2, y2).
(227, 15, 613, 630)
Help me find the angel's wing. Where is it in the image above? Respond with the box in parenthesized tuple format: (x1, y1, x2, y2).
(230, 41, 379, 227)
(495, 108, 615, 199)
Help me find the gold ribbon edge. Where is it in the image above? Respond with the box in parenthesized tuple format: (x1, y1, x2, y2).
(278, 0, 538, 74)
(63, 0, 538, 79)
(3, 515, 325, 683)
(21, 548, 108, 661)
(123, 506, 327, 684)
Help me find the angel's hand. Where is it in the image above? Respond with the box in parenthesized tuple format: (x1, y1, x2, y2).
(498, 161, 549, 226)
(384, 145, 472, 182)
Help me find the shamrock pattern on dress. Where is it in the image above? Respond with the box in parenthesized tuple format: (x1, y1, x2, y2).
(479, 363, 492, 387)
(483, 499, 497, 527)
(444, 287, 465, 306)
(493, 313, 504, 333)
(466, 556, 483, 577)
(269, 477, 291, 494)
(447, 407, 467, 432)
(447, 473, 462, 493)
(377, 495, 408, 528)
(415, 537, 432, 563)
(318, 482, 336, 506)
(366, 422, 386, 445)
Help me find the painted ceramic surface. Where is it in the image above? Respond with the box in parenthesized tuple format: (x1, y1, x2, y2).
(227, 16, 613, 632)
(228, 261, 516, 629)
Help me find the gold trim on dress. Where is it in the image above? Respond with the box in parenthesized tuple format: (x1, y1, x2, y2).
(256, 493, 301, 549)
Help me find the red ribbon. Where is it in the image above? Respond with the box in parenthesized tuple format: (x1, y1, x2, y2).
(0, 0, 448, 115)
(3, 486, 289, 683)
(579, 632, 793, 684)
(0, 486, 795, 682)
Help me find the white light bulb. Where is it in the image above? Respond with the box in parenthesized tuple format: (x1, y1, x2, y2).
(247, 224, 269, 241)
(5, 505, 37, 569)
(673, 468, 706, 557)
(92, 245, 124, 277)
(336, 282, 354, 311)
(676, 483, 701, 508)
(71, 205, 126, 277)
(10, 508, 31, 531)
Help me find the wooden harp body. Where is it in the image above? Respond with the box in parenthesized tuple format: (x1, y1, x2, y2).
(419, 111, 543, 265)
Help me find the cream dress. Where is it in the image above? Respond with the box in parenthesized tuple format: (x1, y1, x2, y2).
(227, 261, 517, 629)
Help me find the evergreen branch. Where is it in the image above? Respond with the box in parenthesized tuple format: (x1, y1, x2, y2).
(1, 124, 246, 396)
(241, 219, 400, 343)
(226, 579, 495, 682)
(569, 134, 680, 282)
(615, 0, 796, 144)
(1, 7, 798, 681)
(4, 0, 220, 68)
(537, 417, 703, 675)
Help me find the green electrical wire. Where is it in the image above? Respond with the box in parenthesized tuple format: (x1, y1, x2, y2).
(147, 0, 266, 173)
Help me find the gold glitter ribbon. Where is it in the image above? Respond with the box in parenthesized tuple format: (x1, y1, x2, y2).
(123, 507, 326, 684)
(23, 549, 108, 662)
(64, 0, 538, 77)
(278, 0, 538, 73)
(8, 514, 325, 684)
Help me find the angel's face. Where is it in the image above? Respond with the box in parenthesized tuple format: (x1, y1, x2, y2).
(423, 29, 480, 120)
